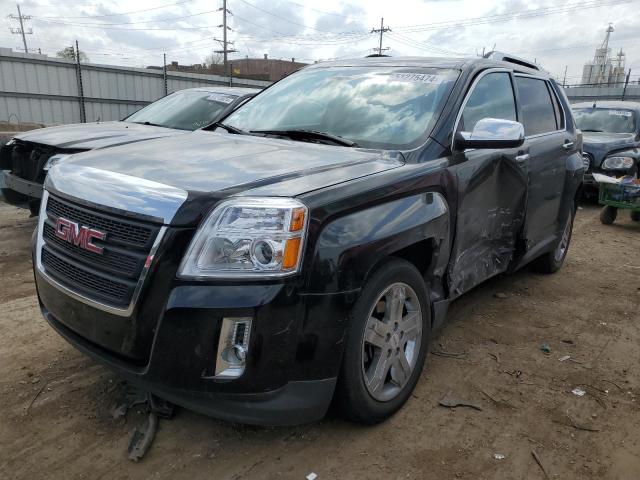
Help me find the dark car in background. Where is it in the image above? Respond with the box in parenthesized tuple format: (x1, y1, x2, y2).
(33, 53, 582, 426)
(0, 86, 256, 214)
(572, 101, 640, 194)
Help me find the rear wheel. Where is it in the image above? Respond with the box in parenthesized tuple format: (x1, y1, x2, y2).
(600, 206, 617, 225)
(631, 210, 640, 222)
(336, 258, 430, 424)
(531, 209, 574, 274)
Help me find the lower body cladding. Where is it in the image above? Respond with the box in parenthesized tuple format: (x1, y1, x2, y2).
(35, 271, 353, 426)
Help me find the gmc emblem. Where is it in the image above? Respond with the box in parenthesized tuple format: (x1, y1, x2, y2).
(54, 217, 106, 255)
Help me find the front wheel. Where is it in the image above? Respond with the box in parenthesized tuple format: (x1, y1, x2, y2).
(336, 258, 430, 424)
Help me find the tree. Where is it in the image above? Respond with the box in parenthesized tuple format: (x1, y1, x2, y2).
(204, 52, 223, 68)
(56, 47, 89, 63)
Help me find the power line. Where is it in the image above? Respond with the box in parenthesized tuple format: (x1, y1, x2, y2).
(388, 32, 468, 56)
(394, 0, 636, 33)
(234, 0, 323, 32)
(37, 9, 219, 26)
(38, 0, 194, 19)
(282, 0, 363, 20)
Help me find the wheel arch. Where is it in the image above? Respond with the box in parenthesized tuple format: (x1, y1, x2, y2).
(305, 191, 451, 302)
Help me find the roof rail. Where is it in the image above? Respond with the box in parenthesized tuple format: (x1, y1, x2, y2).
(483, 51, 540, 71)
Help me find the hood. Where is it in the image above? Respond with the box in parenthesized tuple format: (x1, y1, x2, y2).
(582, 132, 639, 166)
(14, 121, 184, 150)
(46, 131, 404, 225)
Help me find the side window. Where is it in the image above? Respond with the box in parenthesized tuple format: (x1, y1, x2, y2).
(515, 77, 558, 135)
(548, 83, 565, 130)
(459, 72, 517, 132)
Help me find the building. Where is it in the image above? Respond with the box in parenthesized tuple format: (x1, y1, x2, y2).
(147, 55, 307, 82)
(229, 55, 307, 81)
(581, 24, 626, 87)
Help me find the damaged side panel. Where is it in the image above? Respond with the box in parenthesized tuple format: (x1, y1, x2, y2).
(307, 192, 450, 295)
(447, 151, 528, 297)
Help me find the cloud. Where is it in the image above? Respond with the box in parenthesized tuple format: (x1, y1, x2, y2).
(5, 0, 639, 80)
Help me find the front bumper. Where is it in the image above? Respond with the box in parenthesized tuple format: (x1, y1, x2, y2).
(35, 265, 354, 425)
(1, 170, 43, 202)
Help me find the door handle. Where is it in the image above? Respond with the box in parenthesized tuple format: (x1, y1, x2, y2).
(562, 141, 574, 150)
(515, 153, 530, 163)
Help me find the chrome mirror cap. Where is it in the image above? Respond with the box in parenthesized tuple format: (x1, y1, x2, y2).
(456, 118, 525, 150)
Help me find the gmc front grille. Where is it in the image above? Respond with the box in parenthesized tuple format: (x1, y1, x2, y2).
(38, 193, 163, 312)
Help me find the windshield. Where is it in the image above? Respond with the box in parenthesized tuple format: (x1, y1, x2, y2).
(126, 90, 238, 131)
(573, 108, 637, 134)
(224, 66, 459, 149)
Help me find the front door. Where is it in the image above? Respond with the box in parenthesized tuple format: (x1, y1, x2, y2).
(448, 70, 529, 297)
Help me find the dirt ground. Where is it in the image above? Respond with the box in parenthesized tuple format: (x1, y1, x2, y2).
(0, 200, 638, 480)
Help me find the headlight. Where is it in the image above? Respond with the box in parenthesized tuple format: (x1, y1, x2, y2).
(601, 156, 634, 170)
(43, 154, 71, 172)
(178, 197, 308, 279)
(5, 138, 15, 146)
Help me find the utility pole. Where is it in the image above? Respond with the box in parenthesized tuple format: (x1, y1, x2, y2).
(75, 40, 86, 123)
(371, 17, 390, 55)
(621, 68, 631, 100)
(563, 65, 568, 87)
(163, 53, 168, 96)
(8, 4, 32, 53)
(216, 0, 236, 76)
(223, 0, 228, 71)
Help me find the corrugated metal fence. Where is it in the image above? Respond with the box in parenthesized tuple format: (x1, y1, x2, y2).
(564, 85, 640, 103)
(0, 48, 270, 126)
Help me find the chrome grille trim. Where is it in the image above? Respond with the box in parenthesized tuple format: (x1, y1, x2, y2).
(35, 190, 167, 317)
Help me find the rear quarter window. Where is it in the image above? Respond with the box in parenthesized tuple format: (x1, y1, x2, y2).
(515, 77, 558, 136)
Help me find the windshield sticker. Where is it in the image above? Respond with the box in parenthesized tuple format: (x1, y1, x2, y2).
(608, 110, 633, 117)
(206, 93, 236, 104)
(391, 73, 444, 84)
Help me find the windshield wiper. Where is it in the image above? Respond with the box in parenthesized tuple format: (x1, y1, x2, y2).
(131, 121, 164, 127)
(210, 122, 247, 135)
(581, 129, 604, 132)
(250, 129, 358, 147)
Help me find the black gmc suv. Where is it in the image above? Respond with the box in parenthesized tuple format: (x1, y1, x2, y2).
(32, 53, 583, 426)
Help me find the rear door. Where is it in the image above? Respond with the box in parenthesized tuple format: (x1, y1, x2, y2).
(448, 69, 529, 297)
(515, 76, 571, 248)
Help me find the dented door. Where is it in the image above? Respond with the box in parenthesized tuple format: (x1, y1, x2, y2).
(448, 149, 528, 297)
(446, 69, 529, 297)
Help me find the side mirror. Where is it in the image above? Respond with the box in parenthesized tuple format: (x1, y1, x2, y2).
(455, 118, 525, 150)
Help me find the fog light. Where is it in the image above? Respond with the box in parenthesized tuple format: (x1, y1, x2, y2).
(215, 317, 252, 378)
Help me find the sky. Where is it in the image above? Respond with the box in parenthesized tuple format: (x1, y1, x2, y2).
(2, 0, 640, 84)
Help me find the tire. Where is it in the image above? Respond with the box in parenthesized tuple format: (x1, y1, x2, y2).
(336, 258, 430, 424)
(600, 206, 617, 225)
(531, 209, 575, 274)
(631, 210, 640, 222)
(0, 187, 28, 206)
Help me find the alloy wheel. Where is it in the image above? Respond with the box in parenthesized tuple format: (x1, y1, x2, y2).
(554, 215, 572, 263)
(361, 282, 422, 402)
